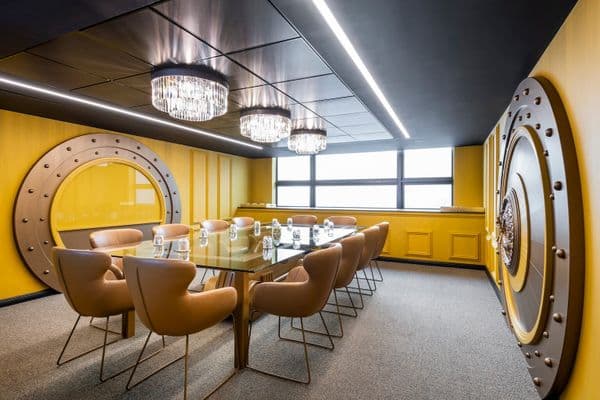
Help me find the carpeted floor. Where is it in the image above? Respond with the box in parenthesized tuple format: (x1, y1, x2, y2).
(0, 262, 539, 400)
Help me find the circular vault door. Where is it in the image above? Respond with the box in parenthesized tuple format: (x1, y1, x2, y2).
(497, 77, 584, 398)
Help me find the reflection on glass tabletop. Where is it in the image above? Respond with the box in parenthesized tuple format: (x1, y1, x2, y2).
(107, 224, 358, 274)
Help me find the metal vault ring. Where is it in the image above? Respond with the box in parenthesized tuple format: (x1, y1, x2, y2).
(497, 77, 584, 399)
(13, 133, 181, 291)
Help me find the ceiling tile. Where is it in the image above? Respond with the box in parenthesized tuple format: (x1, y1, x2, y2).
(115, 73, 151, 94)
(229, 38, 331, 83)
(342, 122, 387, 135)
(83, 9, 217, 66)
(327, 135, 355, 144)
(352, 132, 394, 141)
(274, 74, 352, 103)
(0, 52, 106, 90)
(154, 0, 298, 54)
(326, 112, 380, 127)
(230, 85, 295, 108)
(304, 96, 366, 117)
(29, 32, 152, 79)
(73, 82, 149, 107)
(204, 56, 265, 90)
(289, 103, 318, 120)
(193, 109, 240, 129)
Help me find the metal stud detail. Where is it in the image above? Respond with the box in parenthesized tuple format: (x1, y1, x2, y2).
(553, 313, 563, 323)
(534, 350, 541, 357)
(534, 97, 541, 105)
(533, 377, 541, 386)
(553, 181, 563, 190)
(545, 128, 553, 137)
(556, 249, 566, 259)
(544, 358, 553, 367)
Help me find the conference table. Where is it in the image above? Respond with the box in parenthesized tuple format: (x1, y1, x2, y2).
(109, 223, 358, 369)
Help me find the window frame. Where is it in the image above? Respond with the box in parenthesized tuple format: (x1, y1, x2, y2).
(275, 149, 454, 209)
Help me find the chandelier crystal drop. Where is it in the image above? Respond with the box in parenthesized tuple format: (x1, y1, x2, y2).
(151, 65, 229, 122)
(288, 128, 327, 155)
(240, 107, 291, 143)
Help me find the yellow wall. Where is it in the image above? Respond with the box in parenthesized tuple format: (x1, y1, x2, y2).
(248, 157, 275, 204)
(0, 109, 250, 300)
(52, 161, 163, 232)
(453, 145, 484, 207)
(483, 0, 600, 397)
(235, 207, 485, 266)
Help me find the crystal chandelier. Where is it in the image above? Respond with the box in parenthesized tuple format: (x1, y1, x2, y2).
(239, 107, 291, 143)
(288, 128, 327, 155)
(151, 65, 229, 122)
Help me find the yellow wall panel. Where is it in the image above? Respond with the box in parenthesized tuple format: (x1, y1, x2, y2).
(449, 232, 481, 262)
(248, 157, 274, 204)
(0, 109, 250, 300)
(482, 0, 600, 396)
(453, 145, 484, 207)
(405, 231, 433, 257)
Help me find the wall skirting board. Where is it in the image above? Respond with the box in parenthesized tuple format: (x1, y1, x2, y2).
(0, 288, 56, 308)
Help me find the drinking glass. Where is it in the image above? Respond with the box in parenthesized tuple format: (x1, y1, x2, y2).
(153, 234, 164, 247)
(178, 237, 190, 252)
(287, 217, 293, 230)
(254, 221, 261, 235)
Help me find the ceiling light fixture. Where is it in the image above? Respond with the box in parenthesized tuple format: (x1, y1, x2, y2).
(240, 107, 292, 143)
(288, 128, 327, 155)
(0, 74, 262, 150)
(151, 64, 229, 121)
(312, 0, 411, 139)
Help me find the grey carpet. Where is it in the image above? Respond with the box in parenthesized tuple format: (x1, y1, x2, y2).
(0, 262, 539, 400)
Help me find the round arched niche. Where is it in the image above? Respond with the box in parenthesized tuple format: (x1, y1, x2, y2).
(13, 133, 181, 291)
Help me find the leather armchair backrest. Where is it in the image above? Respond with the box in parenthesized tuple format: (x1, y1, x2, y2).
(52, 247, 132, 317)
(291, 215, 318, 225)
(89, 228, 143, 249)
(357, 226, 380, 268)
(335, 233, 365, 288)
(201, 219, 230, 233)
(123, 257, 195, 333)
(301, 244, 342, 312)
(327, 216, 357, 226)
(373, 222, 390, 258)
(152, 223, 190, 239)
(232, 217, 255, 228)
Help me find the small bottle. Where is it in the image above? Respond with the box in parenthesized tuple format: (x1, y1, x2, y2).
(254, 221, 261, 235)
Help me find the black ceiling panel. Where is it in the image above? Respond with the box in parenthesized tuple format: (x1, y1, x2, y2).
(73, 82, 149, 108)
(229, 38, 331, 84)
(83, 8, 217, 66)
(0, 52, 105, 90)
(0, 0, 156, 58)
(303, 96, 367, 117)
(274, 73, 352, 103)
(28, 32, 152, 80)
(229, 84, 295, 109)
(271, 0, 578, 147)
(153, 0, 298, 54)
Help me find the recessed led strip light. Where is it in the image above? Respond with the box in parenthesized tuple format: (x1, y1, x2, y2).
(312, 0, 411, 139)
(0, 75, 263, 150)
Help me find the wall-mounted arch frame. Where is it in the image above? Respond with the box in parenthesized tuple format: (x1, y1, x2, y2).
(13, 133, 181, 291)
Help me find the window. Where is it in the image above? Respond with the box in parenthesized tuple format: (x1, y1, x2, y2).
(402, 148, 453, 209)
(275, 148, 453, 209)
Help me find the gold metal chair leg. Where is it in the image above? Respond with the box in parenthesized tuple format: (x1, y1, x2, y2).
(57, 315, 121, 367)
(374, 259, 384, 282)
(368, 262, 378, 290)
(293, 294, 344, 338)
(280, 315, 334, 350)
(347, 269, 375, 296)
(247, 316, 311, 384)
(127, 331, 182, 391)
(184, 335, 189, 400)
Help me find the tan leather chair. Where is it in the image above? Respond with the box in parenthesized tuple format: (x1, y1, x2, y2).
(152, 223, 190, 239)
(249, 244, 342, 384)
(52, 248, 134, 381)
(371, 222, 390, 282)
(232, 216, 255, 228)
(89, 228, 143, 279)
(292, 233, 365, 338)
(326, 216, 357, 226)
(123, 256, 237, 400)
(201, 219, 230, 232)
(290, 214, 318, 225)
(347, 226, 380, 304)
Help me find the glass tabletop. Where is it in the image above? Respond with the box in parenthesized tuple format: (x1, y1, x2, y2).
(107, 224, 358, 274)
